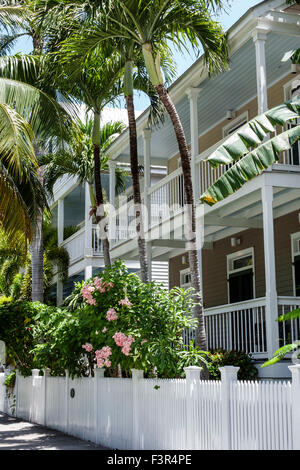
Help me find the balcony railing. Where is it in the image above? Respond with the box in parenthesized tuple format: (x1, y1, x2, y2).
(61, 227, 85, 264)
(110, 132, 300, 250)
(183, 296, 300, 359)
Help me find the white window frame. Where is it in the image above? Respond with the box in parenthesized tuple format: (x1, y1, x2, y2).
(284, 74, 300, 101)
(222, 111, 249, 139)
(291, 231, 300, 296)
(180, 268, 192, 290)
(226, 247, 255, 303)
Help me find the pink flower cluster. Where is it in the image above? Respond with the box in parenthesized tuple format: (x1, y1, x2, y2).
(113, 332, 135, 356)
(106, 308, 118, 322)
(94, 277, 114, 293)
(82, 343, 93, 353)
(118, 297, 132, 307)
(95, 346, 112, 368)
(81, 285, 96, 305)
(81, 278, 114, 304)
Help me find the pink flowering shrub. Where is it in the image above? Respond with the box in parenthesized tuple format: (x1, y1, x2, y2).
(49, 260, 198, 378)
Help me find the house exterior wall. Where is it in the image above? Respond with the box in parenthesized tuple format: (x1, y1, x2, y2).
(169, 210, 300, 308)
(167, 73, 293, 175)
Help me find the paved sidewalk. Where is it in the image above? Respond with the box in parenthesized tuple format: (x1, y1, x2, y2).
(0, 413, 107, 450)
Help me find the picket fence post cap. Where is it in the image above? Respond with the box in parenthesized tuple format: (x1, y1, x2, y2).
(131, 369, 144, 380)
(43, 369, 51, 377)
(219, 366, 240, 381)
(94, 368, 105, 378)
(288, 364, 300, 373)
(31, 369, 40, 376)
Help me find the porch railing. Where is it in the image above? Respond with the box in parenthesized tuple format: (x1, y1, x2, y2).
(61, 227, 85, 264)
(184, 297, 300, 358)
(184, 298, 267, 358)
(278, 296, 300, 347)
(111, 130, 300, 251)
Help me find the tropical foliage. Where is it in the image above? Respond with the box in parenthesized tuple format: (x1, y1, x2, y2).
(0, 261, 209, 378)
(200, 98, 300, 205)
(262, 308, 300, 368)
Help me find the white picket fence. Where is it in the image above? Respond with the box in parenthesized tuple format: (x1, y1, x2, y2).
(0, 366, 300, 450)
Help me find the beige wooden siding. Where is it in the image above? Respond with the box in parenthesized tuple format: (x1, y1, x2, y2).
(169, 210, 300, 308)
(274, 211, 299, 297)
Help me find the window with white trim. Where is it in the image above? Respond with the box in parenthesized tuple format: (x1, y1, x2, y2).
(180, 268, 192, 290)
(291, 232, 300, 296)
(222, 111, 249, 138)
(227, 248, 255, 304)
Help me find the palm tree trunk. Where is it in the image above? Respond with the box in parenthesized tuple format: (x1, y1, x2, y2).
(93, 111, 111, 266)
(124, 60, 149, 283)
(31, 166, 44, 302)
(155, 84, 207, 351)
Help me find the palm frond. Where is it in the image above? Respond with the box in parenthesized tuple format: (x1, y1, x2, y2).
(204, 98, 300, 169)
(200, 125, 300, 206)
(0, 76, 77, 149)
(0, 4, 26, 30)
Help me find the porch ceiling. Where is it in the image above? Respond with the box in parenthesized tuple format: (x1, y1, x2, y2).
(203, 184, 300, 243)
(110, 171, 300, 260)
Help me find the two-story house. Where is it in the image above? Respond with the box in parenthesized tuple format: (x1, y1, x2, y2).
(51, 0, 300, 377)
(100, 0, 300, 378)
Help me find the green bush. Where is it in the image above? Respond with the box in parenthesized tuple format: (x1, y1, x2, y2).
(0, 299, 57, 375)
(206, 349, 258, 381)
(4, 370, 16, 390)
(31, 261, 203, 378)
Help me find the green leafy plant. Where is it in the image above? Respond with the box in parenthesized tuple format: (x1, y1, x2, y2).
(31, 260, 204, 378)
(205, 349, 258, 381)
(262, 308, 300, 368)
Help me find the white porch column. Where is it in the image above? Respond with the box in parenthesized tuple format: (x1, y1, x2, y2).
(85, 265, 93, 281)
(57, 198, 64, 245)
(253, 29, 269, 115)
(262, 184, 279, 358)
(108, 160, 116, 208)
(84, 182, 93, 257)
(186, 87, 201, 198)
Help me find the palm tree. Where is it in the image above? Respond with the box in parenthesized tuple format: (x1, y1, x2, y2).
(40, 115, 127, 216)
(58, 0, 228, 350)
(0, 61, 76, 303)
(53, 50, 125, 266)
(0, 223, 70, 303)
(0, 98, 46, 251)
(33, 0, 173, 283)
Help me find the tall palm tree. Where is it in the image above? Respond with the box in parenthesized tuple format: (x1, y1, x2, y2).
(0, 59, 76, 303)
(33, 0, 172, 283)
(53, 50, 125, 266)
(40, 115, 127, 212)
(0, 99, 46, 251)
(56, 0, 228, 351)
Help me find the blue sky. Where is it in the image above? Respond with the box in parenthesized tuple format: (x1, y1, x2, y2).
(12, 0, 263, 110)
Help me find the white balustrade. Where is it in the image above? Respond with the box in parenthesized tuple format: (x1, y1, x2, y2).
(61, 227, 85, 264)
(183, 298, 267, 357)
(278, 297, 300, 347)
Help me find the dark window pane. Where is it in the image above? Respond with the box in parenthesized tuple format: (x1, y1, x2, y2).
(229, 269, 254, 304)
